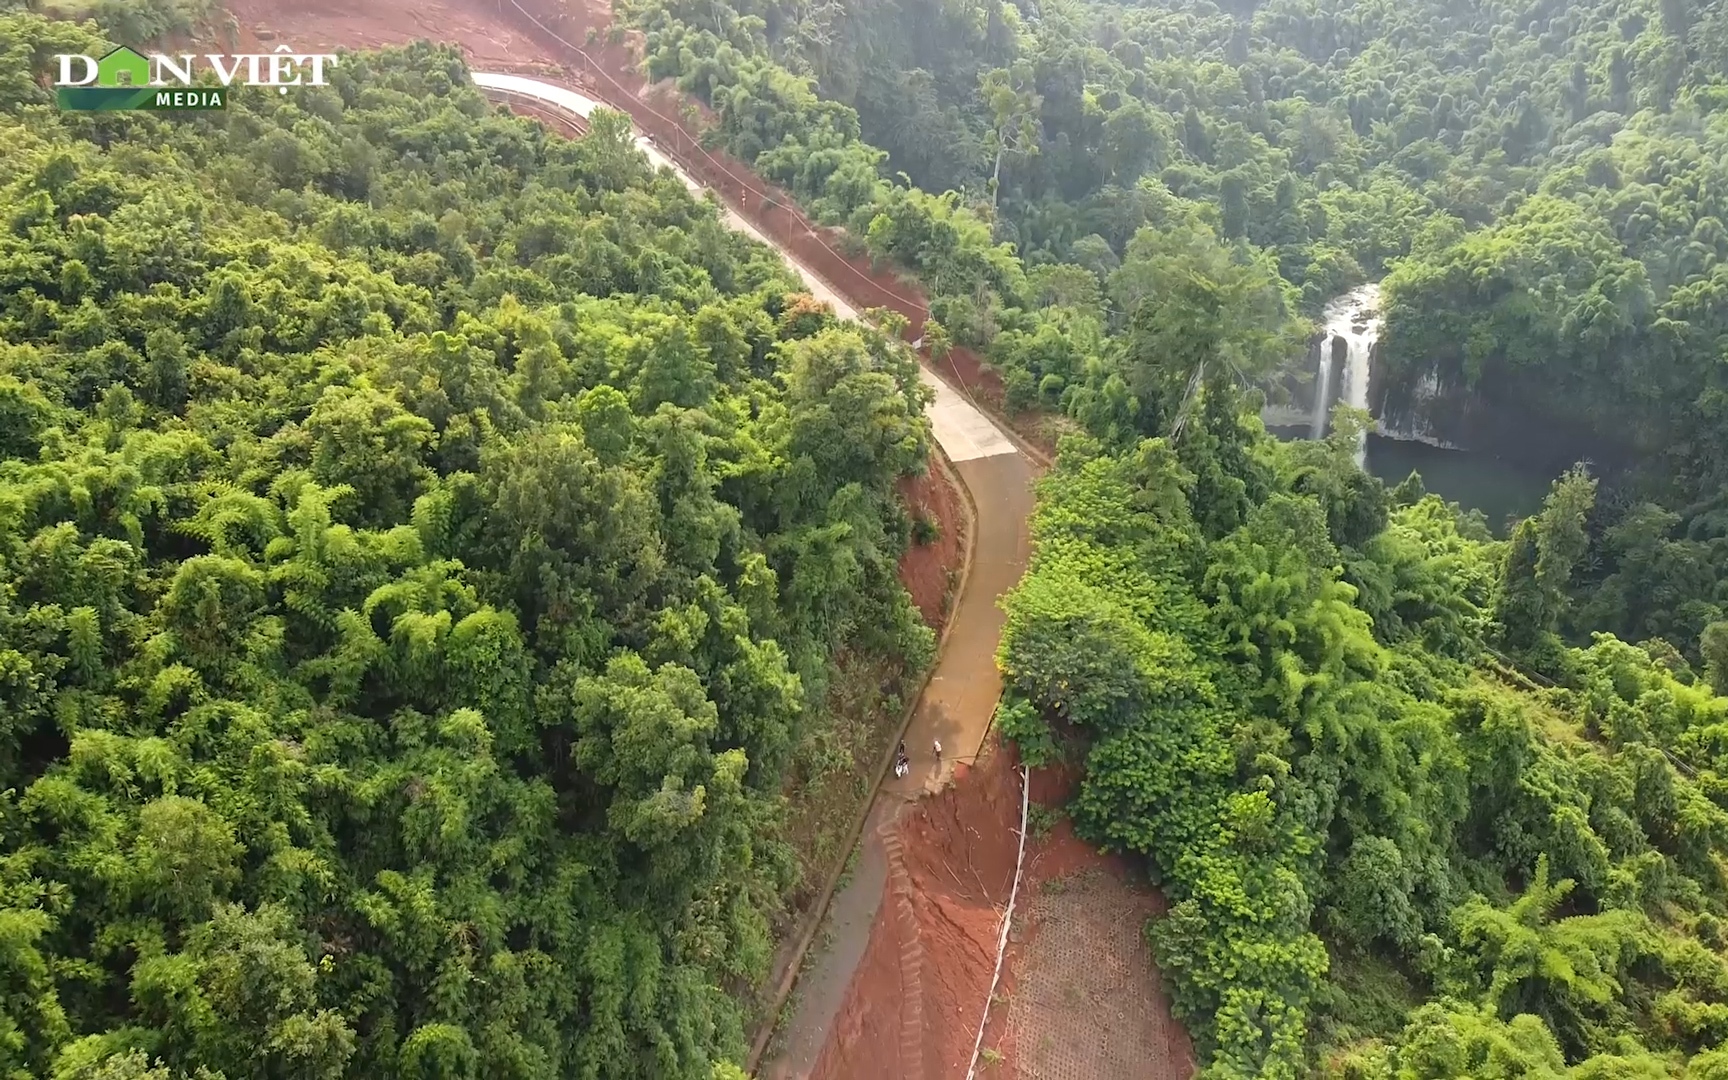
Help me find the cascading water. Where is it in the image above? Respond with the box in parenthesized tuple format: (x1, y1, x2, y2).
(1311, 283, 1381, 466)
(1308, 338, 1334, 440)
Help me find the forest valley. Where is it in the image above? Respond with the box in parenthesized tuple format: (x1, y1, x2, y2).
(6, 0, 1728, 1076)
(612, 0, 1728, 1072)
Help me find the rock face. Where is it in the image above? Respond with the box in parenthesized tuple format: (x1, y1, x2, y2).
(1364, 305, 1632, 478)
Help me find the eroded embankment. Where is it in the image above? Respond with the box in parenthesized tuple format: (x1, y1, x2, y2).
(805, 743, 1020, 1080)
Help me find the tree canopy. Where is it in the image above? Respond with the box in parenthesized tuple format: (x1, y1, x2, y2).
(624, 0, 1728, 661)
(11, 0, 1728, 1073)
(613, 20, 1728, 1070)
(998, 399, 1728, 1076)
(0, 15, 937, 1079)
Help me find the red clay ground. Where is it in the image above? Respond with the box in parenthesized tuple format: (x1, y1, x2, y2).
(807, 742, 1194, 1080)
(983, 769, 1196, 1080)
(806, 741, 1019, 1080)
(896, 458, 966, 633)
(225, 0, 561, 70)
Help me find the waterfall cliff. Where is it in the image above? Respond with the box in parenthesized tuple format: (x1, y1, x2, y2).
(1260, 285, 1617, 528)
(1314, 284, 1379, 462)
(1263, 283, 1462, 456)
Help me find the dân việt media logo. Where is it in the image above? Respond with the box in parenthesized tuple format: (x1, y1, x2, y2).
(53, 45, 339, 112)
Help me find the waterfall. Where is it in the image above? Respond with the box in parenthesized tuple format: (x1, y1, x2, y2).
(1311, 283, 1381, 465)
(1308, 339, 1334, 440)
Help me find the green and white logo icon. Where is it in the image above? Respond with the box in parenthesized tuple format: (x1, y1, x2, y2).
(94, 46, 150, 87)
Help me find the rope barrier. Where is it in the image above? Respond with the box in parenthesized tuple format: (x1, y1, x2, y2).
(964, 762, 1030, 1079)
(498, 0, 930, 313)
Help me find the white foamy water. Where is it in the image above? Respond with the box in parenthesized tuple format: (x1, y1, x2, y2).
(1313, 283, 1381, 465)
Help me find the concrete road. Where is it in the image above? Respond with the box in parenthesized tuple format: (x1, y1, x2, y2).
(470, 73, 1022, 469)
(469, 71, 1041, 1077)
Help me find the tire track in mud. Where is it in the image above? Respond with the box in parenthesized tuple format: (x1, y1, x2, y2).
(880, 824, 927, 1080)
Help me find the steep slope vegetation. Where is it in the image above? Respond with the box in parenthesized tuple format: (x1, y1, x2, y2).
(0, 15, 942, 1079)
(998, 405, 1728, 1078)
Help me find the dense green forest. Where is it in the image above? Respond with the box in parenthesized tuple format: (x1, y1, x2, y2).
(997, 408, 1728, 1078)
(613, 0, 1728, 1073)
(0, 13, 939, 1079)
(624, 0, 1728, 642)
(9, 0, 1728, 1074)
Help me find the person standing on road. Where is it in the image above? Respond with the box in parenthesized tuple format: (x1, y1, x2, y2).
(932, 738, 942, 763)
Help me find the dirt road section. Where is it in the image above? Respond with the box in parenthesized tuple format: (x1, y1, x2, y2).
(435, 70, 1041, 1069)
(766, 446, 1032, 1077)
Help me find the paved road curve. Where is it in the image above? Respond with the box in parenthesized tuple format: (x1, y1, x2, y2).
(470, 71, 1040, 1077)
(471, 73, 1020, 464)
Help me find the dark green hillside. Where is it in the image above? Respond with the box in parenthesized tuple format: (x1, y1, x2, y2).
(0, 14, 934, 1079)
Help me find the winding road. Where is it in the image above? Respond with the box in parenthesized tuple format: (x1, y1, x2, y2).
(469, 72, 1040, 1078)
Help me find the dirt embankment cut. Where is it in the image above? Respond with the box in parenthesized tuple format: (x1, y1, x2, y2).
(895, 457, 966, 633)
(226, 0, 560, 69)
(806, 741, 1020, 1080)
(985, 769, 1197, 1080)
(808, 743, 1195, 1080)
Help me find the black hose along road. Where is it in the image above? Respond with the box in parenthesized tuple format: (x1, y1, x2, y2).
(467, 71, 1044, 1076)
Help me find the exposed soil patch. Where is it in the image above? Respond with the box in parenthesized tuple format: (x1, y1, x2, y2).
(807, 740, 1020, 1080)
(973, 765, 1194, 1078)
(896, 454, 966, 634)
(984, 828, 1196, 1079)
(809, 745, 1195, 1080)
(225, 0, 561, 68)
